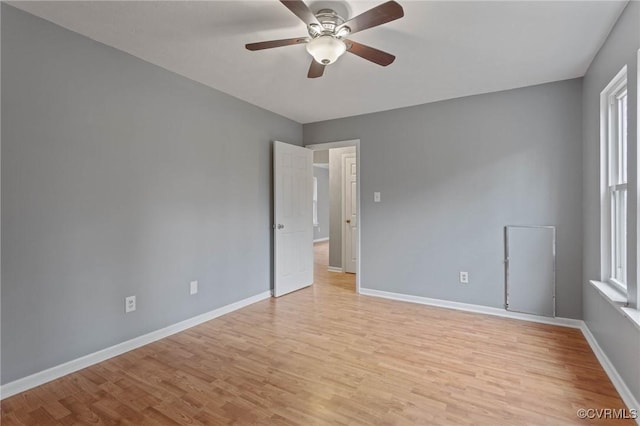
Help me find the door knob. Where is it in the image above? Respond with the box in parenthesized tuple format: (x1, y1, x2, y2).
(277, 224, 285, 229)
(346, 220, 351, 224)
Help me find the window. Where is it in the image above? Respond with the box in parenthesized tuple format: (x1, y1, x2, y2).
(601, 67, 628, 292)
(313, 176, 318, 226)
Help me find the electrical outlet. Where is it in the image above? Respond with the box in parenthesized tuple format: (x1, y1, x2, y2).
(125, 295, 136, 313)
(459, 271, 469, 284)
(190, 280, 198, 295)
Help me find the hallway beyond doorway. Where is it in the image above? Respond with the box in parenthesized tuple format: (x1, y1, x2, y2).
(314, 241, 355, 293)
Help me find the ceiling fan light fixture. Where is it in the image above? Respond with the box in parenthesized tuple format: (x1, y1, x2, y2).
(305, 36, 346, 65)
(246, 0, 404, 78)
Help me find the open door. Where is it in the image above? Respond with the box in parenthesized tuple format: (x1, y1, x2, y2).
(273, 141, 313, 297)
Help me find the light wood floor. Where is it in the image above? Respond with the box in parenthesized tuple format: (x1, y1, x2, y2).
(1, 241, 632, 425)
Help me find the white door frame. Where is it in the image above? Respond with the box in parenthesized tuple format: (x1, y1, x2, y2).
(305, 139, 361, 293)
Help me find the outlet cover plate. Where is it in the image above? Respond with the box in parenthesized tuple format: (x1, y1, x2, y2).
(190, 280, 198, 295)
(125, 295, 136, 313)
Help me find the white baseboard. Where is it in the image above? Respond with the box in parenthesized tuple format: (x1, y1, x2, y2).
(580, 324, 640, 423)
(0, 291, 271, 400)
(359, 288, 583, 328)
(327, 266, 344, 273)
(313, 237, 329, 243)
(360, 287, 639, 421)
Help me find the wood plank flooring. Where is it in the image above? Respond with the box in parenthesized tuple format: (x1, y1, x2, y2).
(1, 241, 632, 425)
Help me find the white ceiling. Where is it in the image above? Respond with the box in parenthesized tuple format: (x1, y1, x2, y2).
(9, 1, 627, 123)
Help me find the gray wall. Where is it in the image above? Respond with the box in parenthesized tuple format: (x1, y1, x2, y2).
(313, 166, 329, 241)
(305, 79, 584, 318)
(1, 5, 302, 384)
(329, 146, 356, 269)
(581, 1, 640, 403)
(313, 150, 329, 164)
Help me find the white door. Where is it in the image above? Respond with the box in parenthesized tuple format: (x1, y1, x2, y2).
(273, 141, 314, 297)
(343, 154, 357, 274)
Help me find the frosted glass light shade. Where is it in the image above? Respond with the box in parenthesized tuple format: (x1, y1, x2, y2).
(306, 36, 347, 65)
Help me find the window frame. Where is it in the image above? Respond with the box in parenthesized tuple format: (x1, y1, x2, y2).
(600, 66, 628, 295)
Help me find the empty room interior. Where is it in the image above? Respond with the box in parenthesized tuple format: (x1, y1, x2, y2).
(1, 0, 640, 424)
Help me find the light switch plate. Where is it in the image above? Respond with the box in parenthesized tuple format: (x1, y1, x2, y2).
(374, 192, 381, 202)
(190, 280, 198, 295)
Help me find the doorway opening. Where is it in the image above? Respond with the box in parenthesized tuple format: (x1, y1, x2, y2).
(306, 140, 361, 293)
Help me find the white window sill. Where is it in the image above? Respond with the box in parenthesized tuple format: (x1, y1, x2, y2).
(589, 280, 640, 331)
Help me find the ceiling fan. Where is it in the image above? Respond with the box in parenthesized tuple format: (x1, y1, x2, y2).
(245, 0, 404, 78)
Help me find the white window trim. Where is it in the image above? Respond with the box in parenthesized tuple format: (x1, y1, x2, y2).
(600, 66, 628, 295)
(590, 281, 640, 331)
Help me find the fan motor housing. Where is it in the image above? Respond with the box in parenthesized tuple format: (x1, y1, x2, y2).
(308, 9, 349, 39)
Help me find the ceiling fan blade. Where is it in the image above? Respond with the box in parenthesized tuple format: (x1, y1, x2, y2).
(346, 40, 395, 66)
(308, 60, 325, 78)
(280, 0, 321, 26)
(246, 37, 309, 51)
(337, 1, 404, 35)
